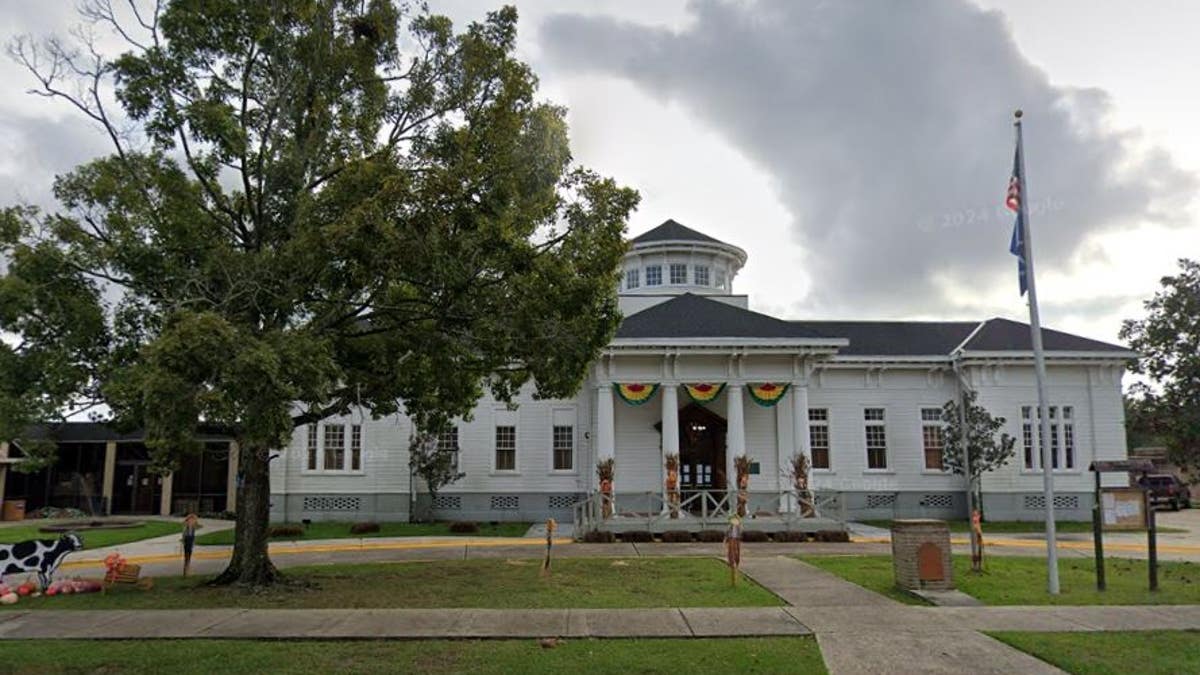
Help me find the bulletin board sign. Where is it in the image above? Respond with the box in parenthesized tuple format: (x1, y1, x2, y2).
(1100, 488, 1146, 531)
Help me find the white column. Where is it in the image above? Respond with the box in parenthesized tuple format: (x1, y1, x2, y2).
(661, 384, 679, 507)
(792, 383, 811, 471)
(596, 384, 615, 489)
(726, 384, 745, 494)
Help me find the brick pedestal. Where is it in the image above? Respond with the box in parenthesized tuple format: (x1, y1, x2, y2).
(892, 518, 953, 591)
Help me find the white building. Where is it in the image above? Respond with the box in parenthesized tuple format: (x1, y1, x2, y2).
(270, 220, 1134, 525)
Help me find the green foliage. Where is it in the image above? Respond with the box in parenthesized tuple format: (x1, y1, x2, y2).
(1120, 259, 1200, 471)
(940, 390, 1017, 496)
(409, 430, 464, 506)
(1, 1, 636, 579)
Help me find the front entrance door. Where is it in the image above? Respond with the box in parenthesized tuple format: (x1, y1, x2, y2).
(112, 463, 162, 515)
(676, 404, 727, 509)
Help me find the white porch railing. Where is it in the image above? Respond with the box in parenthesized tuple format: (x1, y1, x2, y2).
(572, 489, 845, 536)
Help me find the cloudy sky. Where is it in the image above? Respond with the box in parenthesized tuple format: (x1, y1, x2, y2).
(3, 0, 1198, 346)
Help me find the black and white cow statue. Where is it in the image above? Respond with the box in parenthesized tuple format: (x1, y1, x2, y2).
(0, 533, 84, 588)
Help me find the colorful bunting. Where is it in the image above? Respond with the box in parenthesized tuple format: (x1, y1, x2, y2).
(615, 383, 660, 406)
(684, 383, 726, 403)
(747, 383, 790, 407)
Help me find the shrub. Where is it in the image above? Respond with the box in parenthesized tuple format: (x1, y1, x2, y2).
(774, 531, 808, 543)
(696, 529, 725, 543)
(619, 530, 653, 543)
(660, 530, 693, 543)
(349, 521, 380, 535)
(741, 530, 770, 543)
(582, 530, 615, 543)
(815, 530, 850, 543)
(448, 521, 480, 534)
(269, 524, 304, 538)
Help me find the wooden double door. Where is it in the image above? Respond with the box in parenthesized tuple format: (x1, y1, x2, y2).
(675, 403, 728, 495)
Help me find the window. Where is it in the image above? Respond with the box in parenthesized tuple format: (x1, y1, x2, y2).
(1063, 407, 1075, 469)
(669, 263, 688, 285)
(921, 407, 944, 471)
(645, 265, 662, 286)
(438, 427, 460, 472)
(1022, 405, 1076, 470)
(808, 408, 830, 470)
(714, 268, 726, 290)
(552, 425, 574, 471)
(864, 408, 887, 469)
(350, 424, 362, 471)
(626, 268, 640, 290)
(323, 424, 345, 470)
(306, 424, 318, 470)
(495, 425, 517, 471)
(693, 265, 710, 286)
(1022, 406, 1034, 469)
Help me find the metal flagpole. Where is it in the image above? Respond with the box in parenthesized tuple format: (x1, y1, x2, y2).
(1014, 109, 1060, 594)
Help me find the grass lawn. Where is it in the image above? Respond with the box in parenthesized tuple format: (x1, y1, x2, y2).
(990, 631, 1200, 674)
(0, 637, 828, 675)
(0, 520, 180, 549)
(194, 520, 531, 545)
(2, 557, 781, 610)
(857, 519, 1185, 534)
(801, 555, 1200, 606)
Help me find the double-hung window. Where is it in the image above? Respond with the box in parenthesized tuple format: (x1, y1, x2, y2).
(714, 268, 727, 290)
(626, 269, 640, 290)
(645, 265, 663, 287)
(693, 265, 710, 286)
(808, 408, 830, 469)
(669, 263, 688, 285)
(864, 408, 887, 469)
(324, 424, 345, 471)
(306, 424, 318, 470)
(551, 408, 576, 471)
(438, 427, 460, 472)
(1021, 405, 1076, 470)
(920, 407, 945, 471)
(495, 426, 516, 471)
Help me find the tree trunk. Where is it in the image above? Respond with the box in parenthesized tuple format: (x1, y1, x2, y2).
(211, 443, 279, 586)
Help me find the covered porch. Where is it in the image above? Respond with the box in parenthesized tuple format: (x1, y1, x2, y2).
(581, 327, 849, 536)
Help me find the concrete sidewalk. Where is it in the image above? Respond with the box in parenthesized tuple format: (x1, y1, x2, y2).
(740, 557, 1067, 674)
(5, 555, 1200, 674)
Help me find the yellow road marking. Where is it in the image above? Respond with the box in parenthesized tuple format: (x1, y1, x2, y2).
(61, 537, 574, 571)
(851, 535, 1200, 555)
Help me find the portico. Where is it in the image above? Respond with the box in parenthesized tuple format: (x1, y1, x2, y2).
(586, 326, 845, 530)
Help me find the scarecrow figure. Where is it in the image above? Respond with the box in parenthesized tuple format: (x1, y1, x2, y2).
(181, 513, 199, 576)
(665, 454, 680, 519)
(725, 515, 743, 587)
(541, 518, 557, 577)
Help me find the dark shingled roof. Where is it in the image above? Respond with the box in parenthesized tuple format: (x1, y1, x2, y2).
(786, 320, 980, 356)
(616, 293, 823, 339)
(961, 318, 1129, 353)
(616, 294, 1132, 356)
(629, 219, 730, 247)
(18, 422, 233, 444)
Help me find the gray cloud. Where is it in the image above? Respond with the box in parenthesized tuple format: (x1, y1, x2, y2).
(541, 0, 1196, 316)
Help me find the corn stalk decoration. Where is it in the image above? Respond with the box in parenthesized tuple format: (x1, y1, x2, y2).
(596, 458, 615, 519)
(789, 453, 814, 517)
(733, 455, 753, 517)
(664, 453, 681, 519)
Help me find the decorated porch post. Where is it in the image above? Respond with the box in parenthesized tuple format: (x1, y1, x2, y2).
(665, 453, 681, 519)
(596, 383, 616, 518)
(734, 455, 752, 517)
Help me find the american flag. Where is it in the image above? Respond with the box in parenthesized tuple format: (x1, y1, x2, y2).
(1007, 144, 1028, 295)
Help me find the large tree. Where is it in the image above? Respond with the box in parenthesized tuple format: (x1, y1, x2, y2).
(0, 0, 637, 586)
(1120, 258, 1200, 472)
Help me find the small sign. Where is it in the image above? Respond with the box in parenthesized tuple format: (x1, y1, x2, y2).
(1101, 487, 1146, 530)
